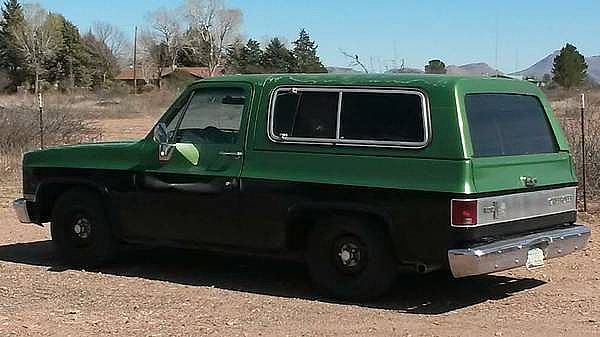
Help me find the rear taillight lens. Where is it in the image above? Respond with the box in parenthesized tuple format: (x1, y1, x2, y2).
(451, 200, 478, 226)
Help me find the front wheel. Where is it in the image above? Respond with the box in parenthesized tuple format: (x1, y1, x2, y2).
(51, 187, 117, 268)
(306, 216, 398, 301)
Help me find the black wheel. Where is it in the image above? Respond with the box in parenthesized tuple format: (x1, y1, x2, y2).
(306, 216, 398, 301)
(51, 187, 117, 268)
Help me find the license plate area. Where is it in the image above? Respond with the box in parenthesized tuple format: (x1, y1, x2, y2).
(526, 247, 545, 269)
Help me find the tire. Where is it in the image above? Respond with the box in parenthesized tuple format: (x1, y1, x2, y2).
(51, 187, 117, 268)
(306, 216, 398, 301)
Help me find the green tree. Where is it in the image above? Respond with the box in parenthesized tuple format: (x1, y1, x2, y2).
(425, 59, 446, 74)
(47, 15, 91, 89)
(291, 29, 326, 73)
(224, 38, 264, 74)
(261, 37, 293, 73)
(243, 39, 263, 73)
(0, 0, 26, 91)
(552, 43, 587, 89)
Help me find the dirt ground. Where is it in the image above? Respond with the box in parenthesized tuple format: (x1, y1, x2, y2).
(0, 115, 599, 337)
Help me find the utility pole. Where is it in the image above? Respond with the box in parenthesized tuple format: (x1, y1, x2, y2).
(133, 26, 138, 95)
(580, 93, 587, 212)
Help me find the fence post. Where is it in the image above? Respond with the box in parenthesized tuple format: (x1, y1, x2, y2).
(38, 92, 44, 149)
(580, 93, 587, 212)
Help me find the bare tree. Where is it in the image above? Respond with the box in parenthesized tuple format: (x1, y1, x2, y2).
(10, 3, 58, 94)
(184, 0, 242, 75)
(147, 7, 185, 71)
(340, 49, 368, 73)
(90, 21, 129, 84)
(92, 21, 128, 59)
(137, 29, 169, 88)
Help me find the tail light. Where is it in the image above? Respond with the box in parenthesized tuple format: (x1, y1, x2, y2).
(451, 200, 478, 226)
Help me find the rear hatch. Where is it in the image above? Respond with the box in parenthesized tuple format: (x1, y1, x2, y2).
(454, 92, 577, 243)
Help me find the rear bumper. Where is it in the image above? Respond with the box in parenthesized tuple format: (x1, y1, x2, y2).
(11, 198, 32, 223)
(448, 224, 591, 278)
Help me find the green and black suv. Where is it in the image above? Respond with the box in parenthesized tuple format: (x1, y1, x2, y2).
(13, 74, 591, 300)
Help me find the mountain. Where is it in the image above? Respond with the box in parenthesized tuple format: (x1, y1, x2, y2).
(511, 51, 600, 83)
(511, 50, 559, 80)
(385, 67, 424, 74)
(385, 63, 500, 76)
(446, 62, 502, 76)
(326, 66, 364, 74)
(586, 56, 600, 83)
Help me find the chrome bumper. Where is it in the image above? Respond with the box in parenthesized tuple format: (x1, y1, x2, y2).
(448, 225, 591, 278)
(11, 198, 32, 223)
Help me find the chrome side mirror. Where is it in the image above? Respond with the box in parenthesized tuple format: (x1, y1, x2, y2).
(153, 123, 174, 162)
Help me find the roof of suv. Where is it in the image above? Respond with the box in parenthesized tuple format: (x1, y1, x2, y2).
(200, 73, 537, 92)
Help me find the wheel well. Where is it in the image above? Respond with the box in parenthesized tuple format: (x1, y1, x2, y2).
(286, 208, 392, 252)
(37, 183, 105, 222)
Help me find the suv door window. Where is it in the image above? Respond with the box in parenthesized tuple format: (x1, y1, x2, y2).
(171, 87, 246, 145)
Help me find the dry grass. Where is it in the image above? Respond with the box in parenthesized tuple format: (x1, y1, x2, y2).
(0, 89, 177, 184)
(551, 89, 600, 196)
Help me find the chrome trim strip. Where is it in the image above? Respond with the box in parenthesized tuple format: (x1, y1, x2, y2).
(267, 86, 431, 149)
(448, 224, 591, 278)
(11, 198, 32, 223)
(451, 187, 577, 228)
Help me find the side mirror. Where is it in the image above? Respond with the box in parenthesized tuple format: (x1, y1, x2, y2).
(153, 123, 173, 162)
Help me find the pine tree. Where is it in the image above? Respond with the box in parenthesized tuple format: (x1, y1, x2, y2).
(291, 29, 326, 73)
(243, 39, 264, 73)
(261, 38, 294, 73)
(552, 43, 588, 89)
(224, 40, 246, 74)
(43, 14, 90, 90)
(0, 0, 26, 91)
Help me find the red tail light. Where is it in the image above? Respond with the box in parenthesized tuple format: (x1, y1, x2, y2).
(451, 200, 478, 226)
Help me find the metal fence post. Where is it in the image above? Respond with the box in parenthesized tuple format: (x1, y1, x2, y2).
(580, 93, 587, 212)
(38, 92, 44, 149)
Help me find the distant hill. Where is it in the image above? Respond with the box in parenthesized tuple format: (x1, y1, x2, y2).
(511, 51, 600, 83)
(446, 62, 502, 76)
(385, 67, 424, 74)
(326, 66, 364, 74)
(385, 63, 501, 76)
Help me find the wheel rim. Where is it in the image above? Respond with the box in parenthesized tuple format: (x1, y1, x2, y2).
(68, 213, 93, 246)
(333, 235, 367, 274)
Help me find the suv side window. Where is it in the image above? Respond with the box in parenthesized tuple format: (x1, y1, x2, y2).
(168, 87, 246, 144)
(270, 88, 429, 147)
(273, 91, 338, 139)
(340, 92, 425, 143)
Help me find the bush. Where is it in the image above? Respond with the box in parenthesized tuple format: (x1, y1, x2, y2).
(0, 104, 102, 182)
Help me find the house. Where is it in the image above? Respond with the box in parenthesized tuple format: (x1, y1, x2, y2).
(115, 66, 224, 89)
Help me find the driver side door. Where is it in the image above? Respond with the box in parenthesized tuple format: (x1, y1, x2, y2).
(130, 82, 251, 247)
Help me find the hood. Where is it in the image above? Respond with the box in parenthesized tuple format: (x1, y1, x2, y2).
(23, 139, 149, 171)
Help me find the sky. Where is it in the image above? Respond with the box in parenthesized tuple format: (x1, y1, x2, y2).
(31, 0, 600, 73)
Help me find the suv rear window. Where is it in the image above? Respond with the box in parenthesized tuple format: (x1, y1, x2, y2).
(465, 94, 557, 157)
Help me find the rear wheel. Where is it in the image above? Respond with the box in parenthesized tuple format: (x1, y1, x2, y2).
(51, 187, 117, 268)
(306, 216, 398, 301)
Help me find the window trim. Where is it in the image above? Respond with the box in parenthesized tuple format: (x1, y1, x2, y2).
(267, 86, 431, 148)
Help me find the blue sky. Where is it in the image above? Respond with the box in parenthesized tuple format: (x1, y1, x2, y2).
(32, 0, 600, 73)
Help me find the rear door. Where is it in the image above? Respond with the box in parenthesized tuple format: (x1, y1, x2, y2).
(464, 93, 576, 193)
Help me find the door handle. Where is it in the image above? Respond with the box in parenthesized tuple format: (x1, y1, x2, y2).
(218, 151, 243, 159)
